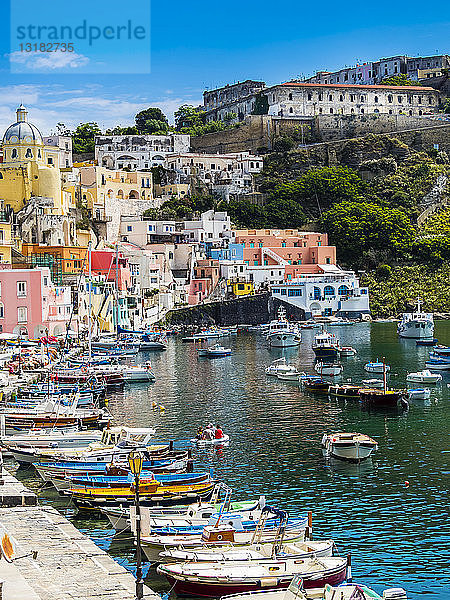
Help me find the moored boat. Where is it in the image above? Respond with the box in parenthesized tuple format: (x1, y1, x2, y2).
(312, 330, 339, 360)
(397, 297, 434, 339)
(303, 378, 330, 394)
(364, 361, 390, 374)
(328, 384, 360, 398)
(359, 388, 406, 408)
(407, 388, 431, 401)
(266, 308, 301, 348)
(321, 432, 378, 462)
(314, 362, 343, 377)
(156, 555, 348, 596)
(406, 369, 442, 384)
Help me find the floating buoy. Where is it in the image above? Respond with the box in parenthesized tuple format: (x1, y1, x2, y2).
(152, 401, 157, 408)
(404, 480, 410, 488)
(159, 405, 165, 411)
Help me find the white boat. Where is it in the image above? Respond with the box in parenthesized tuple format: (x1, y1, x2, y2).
(157, 556, 348, 595)
(102, 497, 264, 532)
(265, 358, 299, 377)
(407, 388, 431, 400)
(159, 538, 334, 564)
(314, 362, 343, 377)
(122, 365, 155, 382)
(198, 344, 232, 358)
(220, 574, 408, 600)
(266, 308, 301, 348)
(361, 379, 384, 388)
(0, 422, 102, 449)
(276, 372, 307, 382)
(364, 361, 390, 374)
(7, 426, 157, 465)
(339, 346, 356, 357)
(312, 330, 339, 360)
(406, 369, 442, 384)
(397, 297, 434, 339)
(191, 434, 230, 446)
(321, 432, 378, 462)
(141, 517, 308, 561)
(425, 356, 450, 371)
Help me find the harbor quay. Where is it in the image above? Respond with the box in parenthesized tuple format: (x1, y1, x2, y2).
(0, 468, 158, 600)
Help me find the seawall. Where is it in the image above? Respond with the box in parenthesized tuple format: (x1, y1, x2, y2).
(165, 294, 307, 326)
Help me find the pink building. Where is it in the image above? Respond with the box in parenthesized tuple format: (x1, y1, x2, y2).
(90, 250, 131, 291)
(233, 229, 336, 281)
(0, 267, 73, 338)
(188, 259, 220, 305)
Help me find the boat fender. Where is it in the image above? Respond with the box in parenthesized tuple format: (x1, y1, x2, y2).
(404, 480, 409, 488)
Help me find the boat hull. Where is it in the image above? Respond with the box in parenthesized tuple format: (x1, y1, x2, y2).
(268, 333, 301, 348)
(161, 563, 346, 597)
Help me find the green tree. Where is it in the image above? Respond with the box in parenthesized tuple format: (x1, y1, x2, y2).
(72, 122, 102, 153)
(174, 105, 206, 132)
(273, 136, 295, 153)
(263, 198, 306, 228)
(443, 99, 450, 114)
(271, 166, 368, 216)
(321, 201, 415, 268)
(105, 125, 139, 135)
(381, 74, 418, 86)
(135, 108, 169, 134)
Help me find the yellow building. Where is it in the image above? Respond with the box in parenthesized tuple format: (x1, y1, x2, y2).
(0, 105, 63, 213)
(0, 105, 77, 247)
(227, 279, 254, 297)
(154, 183, 189, 200)
(0, 216, 21, 264)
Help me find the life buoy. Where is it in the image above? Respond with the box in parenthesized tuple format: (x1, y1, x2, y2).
(82, 366, 88, 374)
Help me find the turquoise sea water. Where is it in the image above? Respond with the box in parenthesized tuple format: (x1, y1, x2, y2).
(12, 322, 450, 599)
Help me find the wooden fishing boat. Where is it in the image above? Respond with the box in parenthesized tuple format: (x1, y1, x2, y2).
(359, 389, 406, 408)
(157, 556, 347, 596)
(101, 498, 263, 532)
(321, 432, 378, 462)
(63, 480, 217, 509)
(303, 378, 329, 394)
(328, 384, 360, 399)
(220, 574, 408, 600)
(159, 538, 334, 564)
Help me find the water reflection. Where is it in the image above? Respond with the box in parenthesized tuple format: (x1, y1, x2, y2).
(10, 322, 450, 600)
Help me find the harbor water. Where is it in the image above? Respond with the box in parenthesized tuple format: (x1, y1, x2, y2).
(10, 322, 450, 600)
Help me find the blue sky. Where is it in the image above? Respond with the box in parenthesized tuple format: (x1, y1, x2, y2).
(0, 0, 448, 134)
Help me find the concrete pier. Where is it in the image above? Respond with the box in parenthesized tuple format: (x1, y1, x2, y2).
(0, 472, 159, 600)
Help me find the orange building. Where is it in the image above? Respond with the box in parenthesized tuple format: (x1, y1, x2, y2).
(233, 229, 336, 281)
(21, 244, 88, 276)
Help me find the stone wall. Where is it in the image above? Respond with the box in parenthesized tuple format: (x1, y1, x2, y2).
(191, 113, 449, 154)
(165, 294, 306, 326)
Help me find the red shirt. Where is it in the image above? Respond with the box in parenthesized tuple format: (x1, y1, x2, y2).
(215, 428, 223, 439)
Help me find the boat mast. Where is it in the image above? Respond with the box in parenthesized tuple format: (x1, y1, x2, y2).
(87, 240, 92, 364)
(115, 243, 119, 339)
(382, 356, 387, 393)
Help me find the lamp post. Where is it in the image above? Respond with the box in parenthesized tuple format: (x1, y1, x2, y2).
(128, 451, 144, 600)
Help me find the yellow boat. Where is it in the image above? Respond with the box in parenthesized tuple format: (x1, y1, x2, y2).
(63, 480, 217, 508)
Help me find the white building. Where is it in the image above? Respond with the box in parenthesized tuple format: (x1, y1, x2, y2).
(120, 215, 179, 245)
(95, 134, 191, 170)
(44, 135, 73, 168)
(166, 152, 263, 201)
(183, 210, 232, 243)
(271, 267, 370, 319)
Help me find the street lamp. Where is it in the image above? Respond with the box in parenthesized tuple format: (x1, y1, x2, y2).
(128, 451, 144, 600)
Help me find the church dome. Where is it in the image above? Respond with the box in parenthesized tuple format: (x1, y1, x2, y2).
(2, 105, 43, 145)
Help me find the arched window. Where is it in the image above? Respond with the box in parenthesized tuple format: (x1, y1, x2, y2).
(338, 285, 350, 296)
(25, 148, 32, 158)
(313, 287, 321, 300)
(409, 110, 413, 116)
(11, 149, 17, 158)
(361, 108, 364, 114)
(324, 285, 335, 297)
(288, 93, 293, 100)
(289, 107, 293, 114)
(419, 110, 422, 116)
(38, 149, 41, 158)
(374, 96, 379, 103)
(330, 108, 333, 114)
(388, 95, 393, 103)
(339, 95, 344, 101)
(0, 173, 3, 179)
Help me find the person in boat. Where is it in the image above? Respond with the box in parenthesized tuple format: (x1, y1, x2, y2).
(214, 425, 223, 440)
(196, 426, 204, 440)
(203, 424, 214, 440)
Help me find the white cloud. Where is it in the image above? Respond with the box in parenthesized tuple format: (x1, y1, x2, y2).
(9, 50, 89, 71)
(0, 83, 202, 136)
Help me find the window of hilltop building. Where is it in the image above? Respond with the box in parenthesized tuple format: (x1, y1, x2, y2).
(11, 149, 17, 158)
(328, 94, 333, 101)
(374, 96, 379, 103)
(0, 302, 3, 318)
(17, 281, 27, 297)
(289, 108, 293, 114)
(319, 108, 323, 114)
(324, 285, 335, 297)
(25, 148, 32, 158)
(418, 96, 422, 104)
(318, 94, 322, 101)
(325, 257, 331, 264)
(48, 157, 53, 165)
(17, 307, 27, 323)
(339, 95, 344, 101)
(428, 97, 433, 104)
(330, 108, 333, 114)
(289, 93, 293, 100)
(307, 93, 312, 100)
(350, 94, 355, 102)
(419, 110, 423, 115)
(398, 96, 403, 103)
(389, 109, 393, 114)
